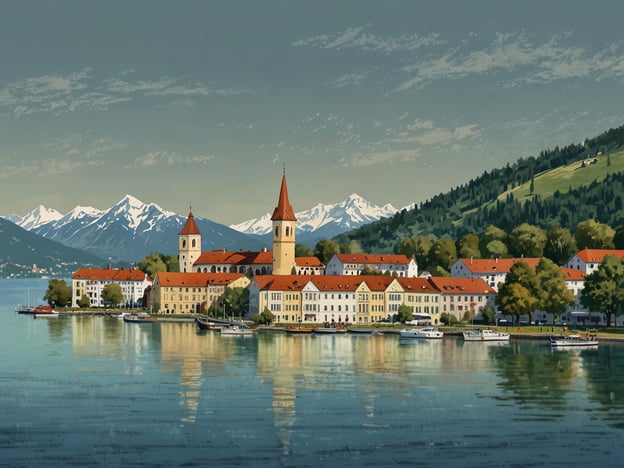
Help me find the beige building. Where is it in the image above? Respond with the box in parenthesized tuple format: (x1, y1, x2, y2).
(151, 272, 250, 315)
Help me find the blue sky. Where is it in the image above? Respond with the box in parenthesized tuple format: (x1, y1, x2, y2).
(1, 1, 623, 225)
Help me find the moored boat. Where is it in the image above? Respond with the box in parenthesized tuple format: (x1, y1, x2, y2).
(34, 312, 60, 319)
(550, 334, 598, 348)
(220, 325, 256, 336)
(285, 326, 314, 334)
(195, 316, 223, 330)
(123, 313, 158, 323)
(462, 329, 510, 342)
(312, 327, 348, 334)
(399, 327, 443, 339)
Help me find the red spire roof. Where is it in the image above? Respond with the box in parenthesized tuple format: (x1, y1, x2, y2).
(271, 173, 296, 221)
(179, 211, 201, 235)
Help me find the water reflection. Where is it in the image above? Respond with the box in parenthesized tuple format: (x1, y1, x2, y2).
(59, 317, 624, 436)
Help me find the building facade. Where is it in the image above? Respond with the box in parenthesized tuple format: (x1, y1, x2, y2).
(72, 268, 152, 308)
(325, 253, 418, 277)
(151, 272, 250, 315)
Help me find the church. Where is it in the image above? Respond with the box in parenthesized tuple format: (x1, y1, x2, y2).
(177, 171, 323, 276)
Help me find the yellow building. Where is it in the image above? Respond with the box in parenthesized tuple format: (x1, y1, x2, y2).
(151, 272, 250, 315)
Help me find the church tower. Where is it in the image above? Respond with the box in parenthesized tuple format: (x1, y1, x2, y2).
(178, 210, 202, 273)
(271, 170, 297, 275)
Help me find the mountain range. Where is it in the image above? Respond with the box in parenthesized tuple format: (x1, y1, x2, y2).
(3, 193, 397, 264)
(230, 193, 398, 244)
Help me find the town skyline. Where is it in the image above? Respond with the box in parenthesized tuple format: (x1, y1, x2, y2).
(1, 1, 623, 224)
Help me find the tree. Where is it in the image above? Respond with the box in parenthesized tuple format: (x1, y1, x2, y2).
(496, 282, 538, 325)
(456, 233, 481, 259)
(614, 225, 624, 249)
(479, 225, 508, 257)
(480, 305, 496, 325)
(314, 239, 341, 264)
(508, 223, 547, 257)
(342, 239, 364, 254)
(440, 312, 458, 326)
(221, 287, 250, 318)
(427, 238, 457, 273)
(396, 304, 412, 323)
(580, 255, 624, 327)
(138, 252, 179, 276)
(484, 240, 509, 259)
(544, 226, 577, 265)
(535, 258, 575, 321)
(102, 283, 123, 307)
(398, 236, 432, 271)
(44, 279, 71, 307)
(260, 307, 275, 325)
(575, 219, 615, 249)
(78, 294, 91, 308)
(295, 244, 314, 257)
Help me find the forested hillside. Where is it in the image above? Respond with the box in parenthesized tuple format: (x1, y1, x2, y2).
(334, 125, 624, 253)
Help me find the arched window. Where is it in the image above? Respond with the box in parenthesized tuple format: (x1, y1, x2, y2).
(285, 226, 290, 237)
(192, 239, 196, 248)
(275, 226, 280, 237)
(182, 240, 186, 248)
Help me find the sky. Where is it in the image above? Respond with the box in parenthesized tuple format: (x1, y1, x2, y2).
(1, 1, 624, 225)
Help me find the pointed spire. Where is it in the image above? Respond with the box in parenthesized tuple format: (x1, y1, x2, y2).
(179, 210, 201, 235)
(271, 171, 296, 221)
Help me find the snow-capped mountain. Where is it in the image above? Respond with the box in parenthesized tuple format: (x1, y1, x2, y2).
(15, 205, 64, 231)
(230, 193, 398, 244)
(9, 195, 265, 263)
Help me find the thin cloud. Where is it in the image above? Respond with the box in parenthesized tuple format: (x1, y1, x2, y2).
(347, 148, 421, 168)
(396, 31, 624, 91)
(129, 151, 215, 168)
(294, 27, 444, 54)
(0, 69, 251, 118)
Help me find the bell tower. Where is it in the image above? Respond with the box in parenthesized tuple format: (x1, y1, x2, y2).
(178, 209, 202, 273)
(271, 169, 296, 275)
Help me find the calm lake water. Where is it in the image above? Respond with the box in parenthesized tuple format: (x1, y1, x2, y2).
(2, 279, 624, 467)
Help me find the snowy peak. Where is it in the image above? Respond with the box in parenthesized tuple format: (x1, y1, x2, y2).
(15, 205, 64, 230)
(230, 193, 398, 236)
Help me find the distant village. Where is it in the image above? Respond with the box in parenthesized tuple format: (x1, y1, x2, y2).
(70, 173, 624, 327)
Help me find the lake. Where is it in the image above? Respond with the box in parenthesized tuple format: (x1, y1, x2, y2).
(1, 279, 624, 467)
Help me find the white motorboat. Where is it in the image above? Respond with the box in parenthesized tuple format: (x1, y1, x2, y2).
(462, 329, 510, 342)
(550, 334, 598, 348)
(399, 327, 443, 339)
(220, 325, 256, 336)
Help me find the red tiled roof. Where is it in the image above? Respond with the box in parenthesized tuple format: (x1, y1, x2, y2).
(155, 272, 245, 287)
(334, 253, 411, 265)
(179, 211, 201, 235)
(457, 258, 540, 273)
(561, 268, 585, 281)
(574, 249, 624, 263)
(295, 256, 324, 267)
(427, 277, 496, 295)
(194, 250, 272, 266)
(271, 173, 296, 221)
(398, 277, 439, 293)
(310, 276, 365, 291)
(72, 268, 151, 282)
(252, 275, 311, 291)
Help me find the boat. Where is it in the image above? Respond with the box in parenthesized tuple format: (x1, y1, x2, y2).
(123, 313, 158, 323)
(399, 327, 444, 339)
(34, 311, 60, 319)
(285, 326, 314, 334)
(550, 334, 598, 348)
(17, 305, 55, 315)
(195, 316, 223, 330)
(462, 329, 510, 342)
(312, 327, 348, 334)
(220, 325, 256, 336)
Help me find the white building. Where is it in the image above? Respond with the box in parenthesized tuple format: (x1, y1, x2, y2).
(72, 268, 152, 308)
(325, 253, 417, 277)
